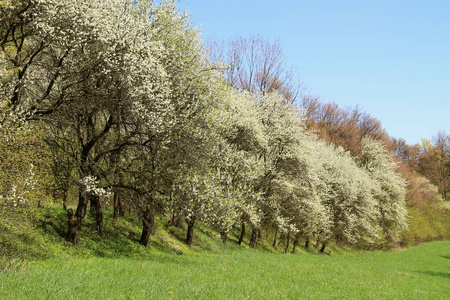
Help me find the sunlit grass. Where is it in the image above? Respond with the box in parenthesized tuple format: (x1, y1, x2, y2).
(1, 241, 449, 299)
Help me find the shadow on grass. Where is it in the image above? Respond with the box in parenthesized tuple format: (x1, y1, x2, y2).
(441, 255, 450, 260)
(417, 271, 450, 279)
(37, 210, 67, 239)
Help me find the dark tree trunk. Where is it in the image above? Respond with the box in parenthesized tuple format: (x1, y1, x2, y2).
(320, 242, 327, 253)
(89, 197, 95, 215)
(305, 238, 310, 249)
(238, 222, 245, 245)
(186, 216, 196, 246)
(220, 231, 227, 243)
(315, 239, 320, 250)
(249, 227, 257, 248)
(65, 208, 78, 245)
(65, 189, 89, 245)
(278, 232, 286, 246)
(62, 189, 67, 210)
(258, 229, 263, 244)
(119, 199, 125, 216)
(113, 192, 119, 220)
(171, 211, 184, 229)
(139, 207, 156, 247)
(284, 232, 290, 254)
(170, 212, 176, 225)
(272, 227, 278, 247)
(65, 114, 112, 245)
(292, 238, 298, 253)
(90, 195, 103, 234)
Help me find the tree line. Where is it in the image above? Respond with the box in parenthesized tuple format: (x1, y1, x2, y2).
(1, 0, 446, 252)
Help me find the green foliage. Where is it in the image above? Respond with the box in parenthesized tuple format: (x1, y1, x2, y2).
(399, 176, 450, 246)
(0, 114, 53, 207)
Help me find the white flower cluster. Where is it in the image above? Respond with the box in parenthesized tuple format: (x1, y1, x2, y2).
(1, 164, 36, 207)
(80, 176, 111, 197)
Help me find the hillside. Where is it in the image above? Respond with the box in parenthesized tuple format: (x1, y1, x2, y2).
(1, 206, 449, 299)
(1, 203, 449, 265)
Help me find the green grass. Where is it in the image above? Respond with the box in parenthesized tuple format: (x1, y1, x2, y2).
(1, 206, 449, 299)
(1, 241, 449, 299)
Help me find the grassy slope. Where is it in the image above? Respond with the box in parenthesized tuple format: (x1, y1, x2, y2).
(0, 206, 245, 263)
(1, 241, 449, 299)
(1, 206, 449, 299)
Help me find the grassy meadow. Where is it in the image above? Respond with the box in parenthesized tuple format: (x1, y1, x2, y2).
(1, 241, 449, 299)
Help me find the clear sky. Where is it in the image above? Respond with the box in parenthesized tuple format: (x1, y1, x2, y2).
(177, 0, 449, 145)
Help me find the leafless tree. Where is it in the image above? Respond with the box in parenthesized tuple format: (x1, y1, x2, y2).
(208, 36, 303, 103)
(433, 131, 450, 201)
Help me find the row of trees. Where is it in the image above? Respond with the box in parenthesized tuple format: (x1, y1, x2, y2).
(1, 0, 408, 250)
(395, 132, 449, 202)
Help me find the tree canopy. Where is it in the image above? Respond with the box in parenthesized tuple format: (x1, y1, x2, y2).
(4, 0, 446, 252)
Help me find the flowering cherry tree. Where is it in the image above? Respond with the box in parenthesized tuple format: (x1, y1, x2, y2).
(359, 138, 407, 243)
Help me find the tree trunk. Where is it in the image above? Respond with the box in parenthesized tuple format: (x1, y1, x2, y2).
(113, 192, 119, 220)
(90, 195, 103, 234)
(238, 222, 245, 245)
(118, 171, 125, 217)
(186, 216, 196, 246)
(320, 242, 327, 253)
(65, 189, 89, 245)
(89, 197, 95, 215)
(62, 189, 67, 211)
(272, 227, 278, 247)
(139, 206, 156, 247)
(249, 226, 257, 248)
(119, 198, 125, 216)
(284, 232, 290, 254)
(65, 208, 77, 245)
(171, 211, 184, 229)
(292, 238, 298, 253)
(278, 232, 286, 246)
(305, 238, 310, 249)
(220, 231, 227, 243)
(315, 239, 320, 250)
(257, 229, 263, 244)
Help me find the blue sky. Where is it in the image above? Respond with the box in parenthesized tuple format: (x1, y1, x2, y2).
(178, 0, 449, 145)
